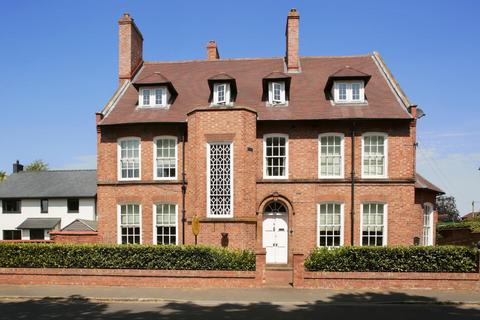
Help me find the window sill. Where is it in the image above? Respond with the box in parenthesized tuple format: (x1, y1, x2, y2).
(193, 217, 257, 223)
(332, 101, 368, 106)
(99, 180, 185, 186)
(2, 212, 21, 214)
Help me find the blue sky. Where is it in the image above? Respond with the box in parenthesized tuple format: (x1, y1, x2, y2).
(0, 0, 479, 214)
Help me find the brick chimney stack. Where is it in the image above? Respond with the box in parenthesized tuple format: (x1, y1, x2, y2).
(285, 8, 300, 72)
(118, 13, 143, 83)
(12, 160, 23, 173)
(206, 40, 220, 60)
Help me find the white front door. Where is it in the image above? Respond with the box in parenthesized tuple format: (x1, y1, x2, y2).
(263, 208, 288, 264)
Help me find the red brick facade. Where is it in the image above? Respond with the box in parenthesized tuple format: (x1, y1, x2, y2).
(95, 10, 441, 264)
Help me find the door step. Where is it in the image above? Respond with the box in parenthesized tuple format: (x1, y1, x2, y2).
(264, 267, 293, 288)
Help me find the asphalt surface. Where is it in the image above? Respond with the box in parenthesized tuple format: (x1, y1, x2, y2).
(0, 285, 479, 319)
(0, 297, 479, 320)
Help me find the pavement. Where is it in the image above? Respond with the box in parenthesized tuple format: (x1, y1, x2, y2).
(0, 284, 480, 305)
(1, 286, 480, 319)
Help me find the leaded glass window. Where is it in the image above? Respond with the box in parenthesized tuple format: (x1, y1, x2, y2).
(208, 143, 233, 217)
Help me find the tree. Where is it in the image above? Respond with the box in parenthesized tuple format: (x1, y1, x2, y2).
(0, 171, 6, 182)
(436, 195, 460, 222)
(25, 160, 49, 172)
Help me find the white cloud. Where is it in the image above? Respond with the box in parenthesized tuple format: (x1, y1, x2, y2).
(58, 155, 97, 170)
(416, 147, 480, 215)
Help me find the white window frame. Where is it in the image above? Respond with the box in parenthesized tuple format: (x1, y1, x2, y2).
(206, 141, 234, 218)
(117, 203, 142, 245)
(318, 133, 345, 179)
(317, 202, 344, 247)
(360, 202, 388, 246)
(268, 81, 286, 105)
(153, 136, 178, 180)
(213, 83, 231, 105)
(117, 137, 141, 181)
(422, 202, 434, 246)
(153, 203, 178, 245)
(139, 86, 169, 108)
(333, 81, 365, 103)
(263, 134, 289, 179)
(361, 132, 388, 179)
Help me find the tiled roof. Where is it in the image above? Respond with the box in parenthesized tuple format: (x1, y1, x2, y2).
(99, 54, 413, 125)
(17, 218, 61, 229)
(0, 170, 97, 199)
(415, 173, 444, 194)
(62, 219, 98, 231)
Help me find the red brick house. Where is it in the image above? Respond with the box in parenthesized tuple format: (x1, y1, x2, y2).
(96, 10, 442, 264)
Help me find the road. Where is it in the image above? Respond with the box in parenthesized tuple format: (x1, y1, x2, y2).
(0, 297, 479, 320)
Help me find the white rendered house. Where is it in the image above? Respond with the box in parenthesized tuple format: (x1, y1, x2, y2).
(0, 163, 96, 241)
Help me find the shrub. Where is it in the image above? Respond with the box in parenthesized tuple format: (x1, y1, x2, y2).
(437, 220, 480, 233)
(304, 246, 478, 272)
(0, 243, 255, 271)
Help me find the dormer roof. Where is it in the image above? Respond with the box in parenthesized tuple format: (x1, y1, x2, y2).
(132, 72, 178, 103)
(324, 66, 372, 93)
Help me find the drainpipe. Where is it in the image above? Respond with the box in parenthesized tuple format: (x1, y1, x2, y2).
(181, 133, 186, 245)
(350, 122, 356, 246)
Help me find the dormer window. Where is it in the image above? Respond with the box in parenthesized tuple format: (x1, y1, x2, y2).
(333, 81, 364, 103)
(262, 72, 290, 106)
(269, 81, 286, 105)
(139, 86, 168, 107)
(213, 83, 231, 105)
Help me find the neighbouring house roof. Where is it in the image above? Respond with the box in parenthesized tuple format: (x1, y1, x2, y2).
(0, 170, 97, 199)
(17, 218, 61, 230)
(99, 54, 413, 125)
(61, 219, 98, 232)
(463, 212, 480, 220)
(415, 173, 444, 194)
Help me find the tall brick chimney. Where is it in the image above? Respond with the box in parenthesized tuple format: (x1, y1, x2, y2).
(285, 8, 300, 72)
(206, 40, 220, 60)
(118, 13, 143, 83)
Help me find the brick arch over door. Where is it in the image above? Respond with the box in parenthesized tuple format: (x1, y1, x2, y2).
(256, 193, 295, 264)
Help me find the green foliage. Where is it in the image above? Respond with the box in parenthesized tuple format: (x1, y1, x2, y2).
(436, 195, 460, 222)
(25, 160, 49, 171)
(0, 243, 255, 271)
(0, 171, 6, 182)
(437, 218, 480, 233)
(305, 246, 478, 272)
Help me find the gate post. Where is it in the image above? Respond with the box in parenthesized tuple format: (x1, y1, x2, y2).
(292, 251, 305, 288)
(255, 248, 266, 287)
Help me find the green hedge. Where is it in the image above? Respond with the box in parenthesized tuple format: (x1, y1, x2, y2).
(0, 243, 255, 271)
(305, 246, 478, 272)
(437, 219, 480, 233)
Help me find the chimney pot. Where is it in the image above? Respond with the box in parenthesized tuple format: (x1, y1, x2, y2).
(285, 9, 300, 72)
(206, 40, 220, 60)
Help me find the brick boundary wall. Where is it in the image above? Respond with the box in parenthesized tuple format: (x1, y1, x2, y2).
(49, 231, 99, 244)
(292, 252, 480, 290)
(0, 250, 266, 288)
